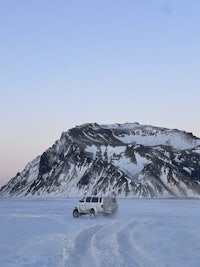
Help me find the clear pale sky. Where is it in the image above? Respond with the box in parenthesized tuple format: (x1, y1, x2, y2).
(1, 0, 200, 187)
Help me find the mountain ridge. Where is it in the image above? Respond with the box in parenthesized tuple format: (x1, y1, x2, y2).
(1, 122, 200, 197)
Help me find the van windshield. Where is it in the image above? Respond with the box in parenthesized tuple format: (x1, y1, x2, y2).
(79, 197, 85, 202)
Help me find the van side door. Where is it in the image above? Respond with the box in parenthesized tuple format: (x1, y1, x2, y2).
(84, 196, 92, 212)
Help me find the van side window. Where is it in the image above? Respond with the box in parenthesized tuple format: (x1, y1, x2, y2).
(92, 197, 98, 203)
(86, 197, 91, 202)
(99, 197, 102, 203)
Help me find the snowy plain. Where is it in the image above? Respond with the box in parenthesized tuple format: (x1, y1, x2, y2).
(0, 198, 200, 267)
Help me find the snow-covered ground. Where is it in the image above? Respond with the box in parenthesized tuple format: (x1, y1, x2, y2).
(1, 198, 200, 267)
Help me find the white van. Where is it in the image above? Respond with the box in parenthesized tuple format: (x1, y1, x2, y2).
(73, 195, 118, 218)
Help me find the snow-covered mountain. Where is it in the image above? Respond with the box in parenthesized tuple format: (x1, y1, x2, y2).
(1, 122, 200, 197)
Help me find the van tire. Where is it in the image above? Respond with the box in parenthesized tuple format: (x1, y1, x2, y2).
(90, 209, 95, 219)
(73, 208, 79, 218)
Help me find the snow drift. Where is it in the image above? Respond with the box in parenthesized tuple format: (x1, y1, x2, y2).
(1, 198, 200, 267)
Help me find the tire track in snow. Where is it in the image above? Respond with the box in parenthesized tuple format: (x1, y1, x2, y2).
(61, 224, 101, 267)
(116, 221, 158, 267)
(61, 220, 158, 267)
(89, 223, 122, 267)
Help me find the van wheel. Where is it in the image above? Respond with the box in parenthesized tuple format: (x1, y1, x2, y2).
(73, 208, 79, 218)
(90, 209, 95, 219)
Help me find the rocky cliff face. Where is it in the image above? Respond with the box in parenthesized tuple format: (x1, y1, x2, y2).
(1, 122, 200, 197)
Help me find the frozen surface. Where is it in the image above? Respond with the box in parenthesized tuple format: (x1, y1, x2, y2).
(0, 198, 200, 267)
